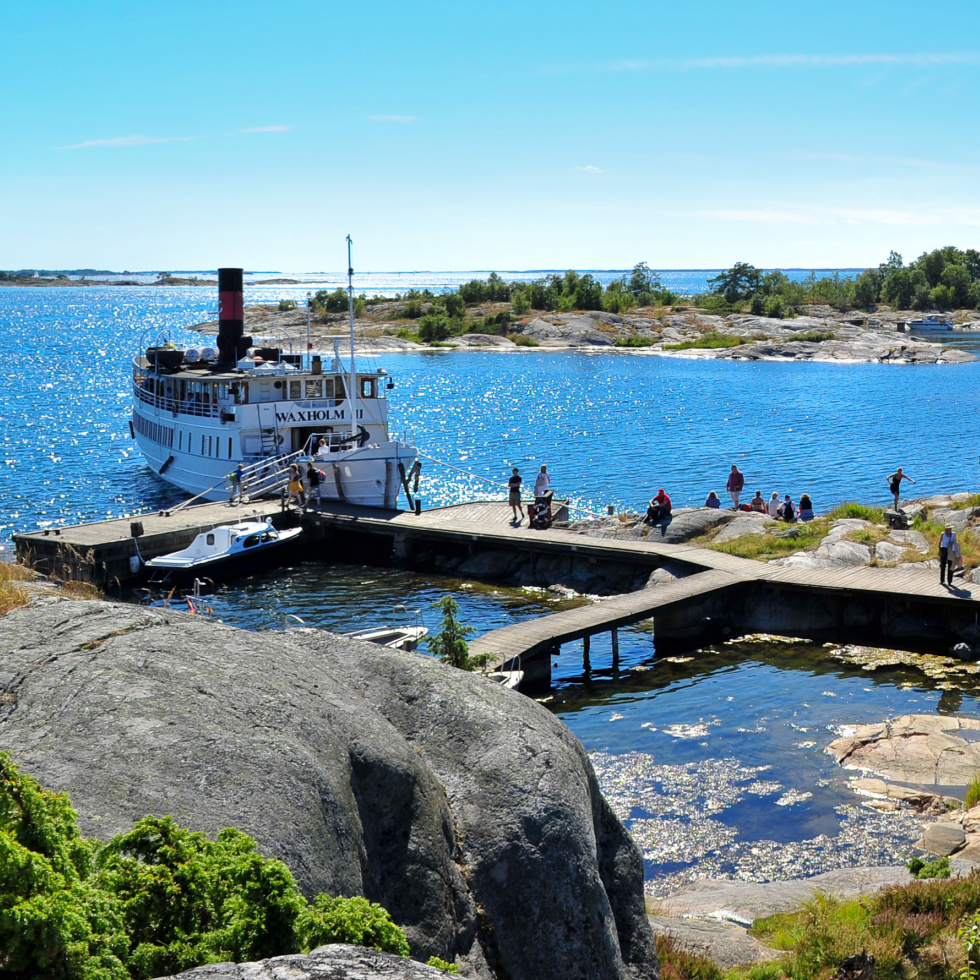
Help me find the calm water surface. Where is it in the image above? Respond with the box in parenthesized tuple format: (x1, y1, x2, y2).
(4, 284, 980, 894)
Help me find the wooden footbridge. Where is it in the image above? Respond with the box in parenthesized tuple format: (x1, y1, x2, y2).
(14, 498, 980, 688)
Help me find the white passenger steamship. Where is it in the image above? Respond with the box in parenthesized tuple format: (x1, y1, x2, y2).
(131, 264, 419, 507)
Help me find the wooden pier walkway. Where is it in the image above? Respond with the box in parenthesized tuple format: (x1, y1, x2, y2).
(14, 496, 980, 686)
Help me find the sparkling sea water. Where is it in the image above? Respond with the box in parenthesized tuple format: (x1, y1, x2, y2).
(3, 281, 980, 896)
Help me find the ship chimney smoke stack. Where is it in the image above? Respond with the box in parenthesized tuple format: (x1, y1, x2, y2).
(216, 268, 250, 368)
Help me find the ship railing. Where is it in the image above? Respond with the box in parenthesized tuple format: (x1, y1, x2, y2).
(238, 449, 308, 500)
(134, 386, 221, 418)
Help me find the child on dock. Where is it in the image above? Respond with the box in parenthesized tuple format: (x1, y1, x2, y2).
(508, 468, 525, 523)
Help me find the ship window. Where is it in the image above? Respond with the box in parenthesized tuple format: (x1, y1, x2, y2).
(243, 535, 260, 548)
(178, 431, 183, 450)
(206, 533, 215, 546)
(334, 379, 345, 399)
(200, 434, 205, 454)
(228, 437, 232, 458)
(289, 380, 302, 399)
(305, 379, 323, 398)
(322, 378, 334, 398)
(360, 378, 376, 399)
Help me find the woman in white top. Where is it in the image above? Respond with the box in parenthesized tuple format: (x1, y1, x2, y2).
(767, 492, 781, 518)
(534, 465, 550, 497)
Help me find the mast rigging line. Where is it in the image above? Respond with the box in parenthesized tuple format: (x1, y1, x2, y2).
(415, 451, 608, 518)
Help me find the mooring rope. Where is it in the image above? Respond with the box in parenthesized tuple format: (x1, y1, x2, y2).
(416, 451, 611, 519)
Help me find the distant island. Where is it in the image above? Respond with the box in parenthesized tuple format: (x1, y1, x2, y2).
(0, 270, 301, 287)
(184, 246, 979, 366)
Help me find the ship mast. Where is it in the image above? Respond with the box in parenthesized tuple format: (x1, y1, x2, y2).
(346, 234, 359, 438)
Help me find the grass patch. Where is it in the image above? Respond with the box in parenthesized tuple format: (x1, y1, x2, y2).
(793, 330, 837, 342)
(746, 874, 980, 980)
(507, 333, 539, 347)
(614, 335, 660, 347)
(0, 561, 31, 615)
(394, 327, 421, 343)
(698, 519, 829, 562)
(663, 330, 745, 351)
(950, 493, 980, 510)
(826, 501, 886, 524)
(654, 934, 723, 980)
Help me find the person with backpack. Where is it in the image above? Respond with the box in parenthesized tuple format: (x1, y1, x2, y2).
(939, 523, 961, 586)
(306, 462, 323, 511)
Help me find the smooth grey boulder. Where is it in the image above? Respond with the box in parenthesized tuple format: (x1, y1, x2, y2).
(712, 515, 772, 543)
(154, 944, 447, 979)
(0, 599, 658, 980)
(641, 507, 735, 544)
(917, 823, 966, 857)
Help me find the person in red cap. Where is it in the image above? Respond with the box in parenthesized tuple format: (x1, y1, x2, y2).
(644, 488, 672, 524)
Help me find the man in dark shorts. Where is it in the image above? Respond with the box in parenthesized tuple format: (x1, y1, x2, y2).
(886, 467, 916, 511)
(644, 488, 672, 524)
(508, 468, 525, 523)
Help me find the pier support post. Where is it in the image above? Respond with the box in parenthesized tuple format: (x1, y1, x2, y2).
(583, 634, 591, 674)
(611, 628, 620, 671)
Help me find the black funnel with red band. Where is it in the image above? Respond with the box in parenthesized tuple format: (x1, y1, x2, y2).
(216, 268, 251, 368)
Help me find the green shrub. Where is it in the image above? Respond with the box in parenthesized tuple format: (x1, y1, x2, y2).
(794, 330, 836, 342)
(907, 856, 951, 879)
(663, 331, 744, 351)
(426, 956, 459, 972)
(614, 335, 659, 347)
(418, 314, 451, 343)
(277, 299, 297, 312)
(313, 287, 349, 313)
(508, 333, 539, 347)
(296, 895, 409, 957)
(0, 754, 413, 980)
(967, 775, 980, 810)
(443, 293, 465, 318)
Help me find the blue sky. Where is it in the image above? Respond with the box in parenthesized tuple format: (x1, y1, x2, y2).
(3, 0, 979, 271)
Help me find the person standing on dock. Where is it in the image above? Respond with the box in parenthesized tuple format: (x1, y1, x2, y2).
(305, 462, 322, 511)
(534, 464, 551, 498)
(228, 463, 244, 505)
(726, 465, 744, 510)
(939, 523, 960, 586)
(886, 467, 916, 511)
(508, 468, 525, 523)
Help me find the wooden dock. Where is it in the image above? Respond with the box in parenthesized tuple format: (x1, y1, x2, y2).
(14, 500, 289, 584)
(14, 497, 980, 687)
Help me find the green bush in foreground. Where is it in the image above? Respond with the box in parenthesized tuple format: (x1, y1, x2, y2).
(0, 753, 410, 980)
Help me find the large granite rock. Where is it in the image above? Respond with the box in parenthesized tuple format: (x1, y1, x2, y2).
(826, 714, 980, 785)
(155, 944, 448, 979)
(0, 599, 657, 980)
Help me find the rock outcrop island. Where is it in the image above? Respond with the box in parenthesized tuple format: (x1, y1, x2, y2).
(0, 598, 658, 980)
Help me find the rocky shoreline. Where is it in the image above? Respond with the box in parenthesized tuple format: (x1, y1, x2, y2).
(189, 301, 979, 365)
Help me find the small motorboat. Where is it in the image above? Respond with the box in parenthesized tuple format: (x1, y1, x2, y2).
(342, 604, 428, 651)
(344, 624, 429, 651)
(145, 518, 302, 581)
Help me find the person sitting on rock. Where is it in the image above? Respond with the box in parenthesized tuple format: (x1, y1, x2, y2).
(767, 492, 781, 518)
(645, 488, 672, 524)
(704, 491, 721, 509)
(798, 493, 814, 521)
(779, 494, 796, 522)
(749, 490, 767, 513)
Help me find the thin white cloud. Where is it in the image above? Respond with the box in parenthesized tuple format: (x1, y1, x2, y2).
(667, 204, 980, 228)
(613, 52, 980, 71)
(240, 125, 292, 133)
(369, 115, 417, 124)
(59, 134, 199, 149)
(576, 165, 602, 173)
